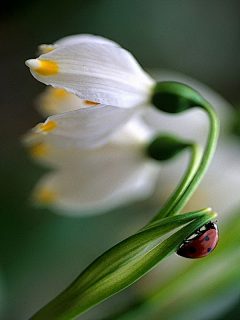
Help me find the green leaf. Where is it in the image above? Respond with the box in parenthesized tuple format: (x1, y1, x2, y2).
(108, 209, 240, 320)
(30, 211, 216, 320)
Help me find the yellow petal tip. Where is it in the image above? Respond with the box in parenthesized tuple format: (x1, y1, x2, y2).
(35, 188, 56, 204)
(29, 143, 49, 157)
(26, 59, 59, 76)
(39, 120, 57, 132)
(52, 88, 69, 99)
(38, 44, 55, 54)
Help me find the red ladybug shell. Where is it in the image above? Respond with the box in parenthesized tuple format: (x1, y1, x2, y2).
(177, 222, 219, 259)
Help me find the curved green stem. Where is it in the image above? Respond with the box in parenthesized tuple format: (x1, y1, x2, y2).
(169, 102, 219, 216)
(152, 100, 219, 221)
(151, 143, 201, 222)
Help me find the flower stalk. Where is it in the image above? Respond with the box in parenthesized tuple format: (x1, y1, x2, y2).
(151, 82, 220, 220)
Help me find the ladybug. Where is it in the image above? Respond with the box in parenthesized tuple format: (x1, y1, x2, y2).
(176, 221, 219, 258)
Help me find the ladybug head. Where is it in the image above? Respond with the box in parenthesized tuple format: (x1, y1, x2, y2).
(205, 222, 218, 234)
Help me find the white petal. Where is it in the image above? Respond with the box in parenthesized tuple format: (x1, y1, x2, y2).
(26, 43, 154, 108)
(30, 104, 139, 149)
(38, 34, 119, 54)
(109, 116, 154, 145)
(35, 87, 99, 117)
(144, 69, 234, 144)
(32, 143, 160, 215)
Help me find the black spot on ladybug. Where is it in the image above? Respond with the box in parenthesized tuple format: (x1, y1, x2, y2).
(207, 247, 212, 252)
(188, 247, 196, 254)
(205, 235, 210, 241)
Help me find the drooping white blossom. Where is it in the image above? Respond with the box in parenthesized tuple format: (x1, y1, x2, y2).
(25, 118, 161, 215)
(25, 35, 154, 148)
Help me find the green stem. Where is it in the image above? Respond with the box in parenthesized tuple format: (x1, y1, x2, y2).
(169, 102, 219, 216)
(151, 143, 201, 222)
(153, 101, 219, 221)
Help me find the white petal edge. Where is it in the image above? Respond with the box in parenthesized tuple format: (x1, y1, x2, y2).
(54, 33, 120, 46)
(38, 34, 120, 54)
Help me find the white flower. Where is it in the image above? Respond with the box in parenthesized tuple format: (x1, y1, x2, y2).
(25, 34, 154, 148)
(25, 118, 161, 215)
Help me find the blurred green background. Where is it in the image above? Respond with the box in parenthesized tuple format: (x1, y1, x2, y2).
(1, 1, 240, 319)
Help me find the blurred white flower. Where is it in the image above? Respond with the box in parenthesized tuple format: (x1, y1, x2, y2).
(25, 118, 161, 215)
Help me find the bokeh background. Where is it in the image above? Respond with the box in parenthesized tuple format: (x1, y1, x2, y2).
(1, 1, 240, 319)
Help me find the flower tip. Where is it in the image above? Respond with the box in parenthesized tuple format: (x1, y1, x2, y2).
(38, 44, 55, 54)
(34, 187, 57, 204)
(25, 59, 59, 76)
(25, 59, 41, 70)
(33, 120, 57, 133)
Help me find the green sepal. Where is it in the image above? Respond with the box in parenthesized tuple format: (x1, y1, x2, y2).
(146, 135, 191, 161)
(151, 81, 206, 113)
(30, 210, 216, 320)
